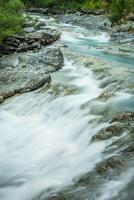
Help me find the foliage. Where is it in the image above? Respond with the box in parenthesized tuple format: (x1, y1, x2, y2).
(107, 0, 134, 24)
(0, 0, 24, 42)
(82, 0, 102, 10)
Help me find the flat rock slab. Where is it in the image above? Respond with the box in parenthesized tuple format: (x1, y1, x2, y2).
(0, 47, 63, 102)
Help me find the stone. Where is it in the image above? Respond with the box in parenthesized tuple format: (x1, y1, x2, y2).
(0, 28, 60, 56)
(110, 112, 134, 123)
(0, 96, 4, 103)
(96, 92, 114, 102)
(96, 157, 124, 175)
(127, 13, 134, 21)
(91, 124, 123, 141)
(35, 21, 46, 29)
(0, 46, 63, 102)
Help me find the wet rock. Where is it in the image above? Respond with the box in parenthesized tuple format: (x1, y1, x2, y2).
(34, 21, 46, 29)
(28, 8, 49, 15)
(24, 27, 35, 33)
(123, 144, 134, 153)
(0, 69, 51, 102)
(39, 47, 64, 70)
(96, 92, 114, 102)
(23, 20, 34, 28)
(91, 112, 134, 142)
(96, 157, 124, 175)
(110, 28, 134, 46)
(0, 47, 63, 102)
(92, 124, 123, 141)
(110, 112, 134, 123)
(60, 14, 111, 31)
(17, 42, 41, 52)
(0, 96, 4, 103)
(0, 28, 60, 57)
(47, 196, 66, 200)
(50, 83, 78, 96)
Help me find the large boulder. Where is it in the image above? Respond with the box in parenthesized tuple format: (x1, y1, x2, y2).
(0, 47, 64, 102)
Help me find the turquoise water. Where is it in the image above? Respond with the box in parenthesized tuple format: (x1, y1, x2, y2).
(63, 38, 134, 68)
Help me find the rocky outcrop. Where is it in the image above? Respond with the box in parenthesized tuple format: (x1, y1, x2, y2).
(0, 47, 64, 102)
(0, 29, 60, 57)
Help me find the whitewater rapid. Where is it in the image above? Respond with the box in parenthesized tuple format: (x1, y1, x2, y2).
(0, 14, 133, 200)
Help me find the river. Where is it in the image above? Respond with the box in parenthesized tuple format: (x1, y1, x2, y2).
(0, 14, 134, 200)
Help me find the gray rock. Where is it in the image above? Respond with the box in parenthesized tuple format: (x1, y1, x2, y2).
(35, 21, 46, 29)
(0, 47, 64, 102)
(0, 28, 60, 56)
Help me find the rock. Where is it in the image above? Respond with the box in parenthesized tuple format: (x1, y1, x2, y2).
(23, 21, 34, 28)
(24, 27, 35, 33)
(92, 124, 123, 141)
(0, 47, 63, 102)
(28, 8, 48, 15)
(110, 112, 134, 123)
(39, 47, 64, 70)
(0, 28, 60, 56)
(60, 14, 111, 31)
(47, 196, 66, 200)
(17, 42, 41, 52)
(123, 144, 134, 153)
(127, 13, 134, 21)
(96, 157, 124, 175)
(96, 92, 114, 102)
(35, 21, 46, 29)
(0, 96, 4, 103)
(0, 69, 51, 102)
(91, 112, 134, 142)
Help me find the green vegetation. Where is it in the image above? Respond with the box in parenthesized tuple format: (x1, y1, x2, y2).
(107, 0, 134, 25)
(82, 0, 102, 10)
(0, 0, 134, 42)
(0, 0, 24, 42)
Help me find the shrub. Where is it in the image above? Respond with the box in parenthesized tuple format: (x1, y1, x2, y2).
(0, 0, 24, 42)
(108, 0, 134, 24)
(82, 0, 102, 10)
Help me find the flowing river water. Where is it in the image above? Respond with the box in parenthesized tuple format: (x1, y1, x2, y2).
(0, 15, 134, 200)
